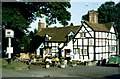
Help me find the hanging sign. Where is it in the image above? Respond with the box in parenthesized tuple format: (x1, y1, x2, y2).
(5, 29, 14, 38)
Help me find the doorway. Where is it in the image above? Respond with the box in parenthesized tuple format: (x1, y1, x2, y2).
(65, 49, 70, 57)
(58, 48, 62, 58)
(40, 49, 43, 58)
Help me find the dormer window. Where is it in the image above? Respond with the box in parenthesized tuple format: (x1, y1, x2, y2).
(45, 34, 52, 41)
(68, 31, 74, 40)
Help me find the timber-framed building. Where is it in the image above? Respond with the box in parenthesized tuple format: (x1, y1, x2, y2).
(35, 11, 119, 61)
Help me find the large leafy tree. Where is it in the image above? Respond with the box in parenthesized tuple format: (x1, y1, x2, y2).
(114, 2, 120, 35)
(98, 2, 116, 23)
(2, 2, 71, 55)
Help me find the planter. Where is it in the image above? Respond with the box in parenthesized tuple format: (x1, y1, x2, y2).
(72, 64, 77, 67)
(61, 65, 65, 68)
(46, 65, 50, 69)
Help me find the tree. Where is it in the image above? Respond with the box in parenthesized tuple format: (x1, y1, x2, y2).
(2, 2, 71, 28)
(98, 2, 116, 23)
(82, 13, 89, 22)
(114, 2, 120, 35)
(2, 2, 71, 55)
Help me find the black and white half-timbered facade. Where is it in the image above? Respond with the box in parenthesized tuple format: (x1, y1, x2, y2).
(36, 11, 118, 61)
(36, 22, 80, 59)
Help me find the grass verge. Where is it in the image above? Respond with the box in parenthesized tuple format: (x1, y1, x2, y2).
(1, 59, 27, 70)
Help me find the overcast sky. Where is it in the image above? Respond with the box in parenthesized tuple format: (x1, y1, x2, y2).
(28, 0, 120, 32)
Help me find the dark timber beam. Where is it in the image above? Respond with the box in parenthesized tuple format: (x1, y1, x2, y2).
(94, 31, 96, 61)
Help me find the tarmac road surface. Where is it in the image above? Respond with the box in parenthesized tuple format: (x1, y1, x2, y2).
(2, 65, 120, 79)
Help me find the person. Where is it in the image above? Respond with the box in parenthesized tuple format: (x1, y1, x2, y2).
(55, 57, 59, 66)
(52, 58, 55, 67)
(45, 58, 49, 63)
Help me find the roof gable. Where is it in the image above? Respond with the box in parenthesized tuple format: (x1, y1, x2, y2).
(84, 21, 114, 32)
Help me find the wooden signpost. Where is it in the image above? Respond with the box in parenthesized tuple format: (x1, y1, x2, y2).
(5, 29, 14, 64)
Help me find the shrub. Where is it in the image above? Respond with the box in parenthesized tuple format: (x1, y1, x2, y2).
(16, 54, 20, 57)
(60, 56, 65, 59)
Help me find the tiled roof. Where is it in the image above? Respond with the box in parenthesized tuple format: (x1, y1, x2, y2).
(84, 21, 114, 32)
(36, 21, 114, 42)
(36, 25, 80, 42)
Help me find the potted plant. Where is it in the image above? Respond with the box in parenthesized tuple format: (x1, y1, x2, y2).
(72, 60, 77, 67)
(60, 56, 65, 61)
(61, 61, 65, 68)
(60, 56, 65, 59)
(36, 56, 41, 59)
(46, 62, 50, 69)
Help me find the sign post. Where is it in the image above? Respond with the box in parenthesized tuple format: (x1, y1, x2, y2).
(5, 29, 14, 65)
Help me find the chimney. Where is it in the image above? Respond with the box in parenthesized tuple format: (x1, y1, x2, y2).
(88, 11, 98, 23)
(38, 20, 45, 31)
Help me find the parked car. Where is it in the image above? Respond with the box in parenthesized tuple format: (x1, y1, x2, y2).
(107, 55, 120, 67)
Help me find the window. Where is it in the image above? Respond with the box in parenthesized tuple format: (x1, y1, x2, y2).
(68, 31, 74, 40)
(68, 35, 73, 40)
(45, 42, 48, 46)
(80, 49, 87, 55)
(69, 35, 73, 39)
(74, 48, 79, 54)
(80, 32, 85, 37)
(45, 48, 52, 55)
(111, 46, 115, 52)
(83, 49, 87, 55)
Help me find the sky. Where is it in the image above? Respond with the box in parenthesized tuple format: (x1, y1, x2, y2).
(28, 0, 120, 32)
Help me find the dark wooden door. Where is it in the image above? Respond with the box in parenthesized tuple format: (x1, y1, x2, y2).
(65, 49, 70, 57)
(40, 49, 43, 58)
(58, 48, 61, 58)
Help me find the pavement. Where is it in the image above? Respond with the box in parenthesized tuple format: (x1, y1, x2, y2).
(2, 64, 120, 79)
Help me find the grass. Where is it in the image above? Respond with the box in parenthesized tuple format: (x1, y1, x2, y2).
(1, 59, 28, 70)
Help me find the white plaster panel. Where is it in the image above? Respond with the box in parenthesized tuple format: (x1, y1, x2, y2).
(84, 39, 88, 45)
(89, 32, 94, 37)
(84, 56, 88, 61)
(89, 47, 93, 54)
(89, 54, 94, 61)
(75, 33, 80, 38)
(110, 26, 115, 33)
(86, 33, 91, 37)
(78, 39, 82, 45)
(96, 32, 98, 38)
(62, 40, 73, 54)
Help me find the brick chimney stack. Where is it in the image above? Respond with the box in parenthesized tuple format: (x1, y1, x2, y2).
(88, 11, 98, 23)
(38, 20, 45, 31)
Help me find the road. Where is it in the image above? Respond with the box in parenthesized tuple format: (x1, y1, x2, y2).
(2, 65, 120, 79)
